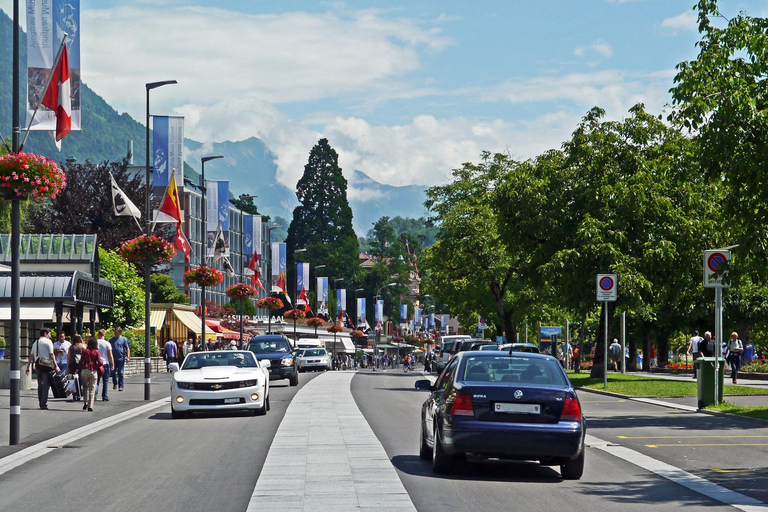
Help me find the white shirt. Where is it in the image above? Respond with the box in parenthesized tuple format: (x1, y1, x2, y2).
(689, 336, 702, 352)
(54, 339, 71, 366)
(31, 336, 55, 360)
(97, 338, 112, 365)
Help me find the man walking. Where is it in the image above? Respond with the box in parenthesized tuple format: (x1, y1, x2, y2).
(96, 329, 114, 401)
(109, 327, 130, 392)
(687, 330, 703, 378)
(53, 332, 71, 374)
(25, 328, 58, 409)
(609, 339, 622, 371)
(164, 338, 177, 371)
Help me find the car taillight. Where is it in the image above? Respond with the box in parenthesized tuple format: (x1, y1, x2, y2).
(450, 392, 474, 417)
(560, 397, 581, 421)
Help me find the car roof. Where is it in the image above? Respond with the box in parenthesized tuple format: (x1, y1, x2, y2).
(249, 334, 289, 341)
(456, 350, 554, 361)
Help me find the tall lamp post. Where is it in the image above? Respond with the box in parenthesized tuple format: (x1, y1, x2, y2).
(144, 80, 176, 401)
(236, 195, 257, 345)
(200, 155, 224, 351)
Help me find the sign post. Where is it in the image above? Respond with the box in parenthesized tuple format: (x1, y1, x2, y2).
(703, 248, 734, 408)
(597, 274, 617, 389)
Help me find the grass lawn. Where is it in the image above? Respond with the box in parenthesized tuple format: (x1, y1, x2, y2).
(566, 370, 768, 397)
(703, 402, 768, 421)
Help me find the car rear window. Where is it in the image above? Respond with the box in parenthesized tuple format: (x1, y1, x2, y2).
(247, 338, 291, 354)
(460, 355, 566, 385)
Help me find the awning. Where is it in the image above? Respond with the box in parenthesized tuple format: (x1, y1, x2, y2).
(218, 327, 242, 340)
(325, 336, 355, 353)
(0, 306, 55, 321)
(150, 309, 167, 330)
(173, 309, 203, 335)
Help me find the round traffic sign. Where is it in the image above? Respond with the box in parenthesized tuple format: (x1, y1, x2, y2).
(599, 276, 615, 291)
(707, 252, 727, 272)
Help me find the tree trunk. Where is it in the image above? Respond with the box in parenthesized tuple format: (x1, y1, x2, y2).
(642, 328, 651, 372)
(657, 330, 670, 368)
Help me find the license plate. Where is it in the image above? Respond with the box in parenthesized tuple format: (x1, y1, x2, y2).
(224, 398, 240, 404)
(495, 402, 541, 414)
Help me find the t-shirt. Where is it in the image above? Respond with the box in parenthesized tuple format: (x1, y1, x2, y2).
(164, 341, 177, 358)
(689, 336, 702, 353)
(31, 337, 55, 361)
(54, 340, 71, 366)
(97, 338, 112, 365)
(109, 335, 130, 362)
(744, 342, 755, 361)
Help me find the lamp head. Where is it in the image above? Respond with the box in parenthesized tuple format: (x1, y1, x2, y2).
(202, 155, 224, 164)
(146, 80, 177, 91)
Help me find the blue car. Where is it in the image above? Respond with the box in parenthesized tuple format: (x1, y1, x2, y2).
(415, 350, 586, 478)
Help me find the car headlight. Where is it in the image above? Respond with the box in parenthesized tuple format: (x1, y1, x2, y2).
(177, 382, 194, 389)
(281, 357, 294, 367)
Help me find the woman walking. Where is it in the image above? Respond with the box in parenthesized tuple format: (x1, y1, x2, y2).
(78, 336, 104, 412)
(727, 332, 744, 384)
(67, 334, 86, 401)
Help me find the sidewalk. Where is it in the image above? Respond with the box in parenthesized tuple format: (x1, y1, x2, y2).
(247, 370, 416, 512)
(0, 371, 173, 457)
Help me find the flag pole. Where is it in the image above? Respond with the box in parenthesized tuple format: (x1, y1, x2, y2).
(19, 33, 68, 152)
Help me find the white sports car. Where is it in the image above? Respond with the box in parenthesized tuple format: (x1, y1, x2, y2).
(169, 350, 270, 418)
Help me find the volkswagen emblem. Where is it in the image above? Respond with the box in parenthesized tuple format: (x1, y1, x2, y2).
(514, 390, 523, 400)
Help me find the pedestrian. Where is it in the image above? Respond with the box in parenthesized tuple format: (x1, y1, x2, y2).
(109, 327, 130, 392)
(744, 339, 755, 362)
(25, 328, 58, 410)
(727, 332, 744, 384)
(699, 331, 714, 358)
(183, 338, 193, 358)
(164, 338, 178, 371)
(78, 336, 104, 412)
(571, 347, 580, 370)
(67, 334, 86, 402)
(608, 339, 622, 371)
(687, 330, 703, 378)
(96, 330, 114, 401)
(53, 332, 71, 374)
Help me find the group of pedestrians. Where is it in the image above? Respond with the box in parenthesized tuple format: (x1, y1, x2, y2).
(687, 330, 745, 383)
(26, 327, 131, 412)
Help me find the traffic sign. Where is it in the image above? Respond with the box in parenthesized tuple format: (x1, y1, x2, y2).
(596, 274, 617, 302)
(703, 250, 731, 288)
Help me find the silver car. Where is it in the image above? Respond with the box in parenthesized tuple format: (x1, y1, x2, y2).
(297, 348, 331, 372)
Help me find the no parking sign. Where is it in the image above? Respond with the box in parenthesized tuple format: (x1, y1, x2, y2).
(703, 250, 731, 288)
(596, 274, 617, 302)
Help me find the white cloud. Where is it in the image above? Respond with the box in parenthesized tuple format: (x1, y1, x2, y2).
(659, 11, 698, 34)
(574, 39, 614, 59)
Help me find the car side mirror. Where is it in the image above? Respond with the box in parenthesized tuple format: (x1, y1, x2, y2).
(168, 363, 180, 373)
(260, 359, 271, 368)
(415, 379, 433, 391)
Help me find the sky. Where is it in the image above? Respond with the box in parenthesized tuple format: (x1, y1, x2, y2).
(2, 0, 766, 192)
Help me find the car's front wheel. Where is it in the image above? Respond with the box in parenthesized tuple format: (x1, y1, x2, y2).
(560, 449, 584, 480)
(432, 425, 452, 473)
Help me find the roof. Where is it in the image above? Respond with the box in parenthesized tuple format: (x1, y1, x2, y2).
(0, 271, 113, 308)
(0, 234, 97, 263)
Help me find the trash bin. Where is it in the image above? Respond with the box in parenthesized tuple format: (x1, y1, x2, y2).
(696, 357, 725, 409)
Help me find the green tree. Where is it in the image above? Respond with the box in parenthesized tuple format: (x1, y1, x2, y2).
(99, 248, 144, 328)
(285, 139, 358, 280)
(150, 274, 190, 305)
(229, 194, 269, 222)
(225, 298, 257, 317)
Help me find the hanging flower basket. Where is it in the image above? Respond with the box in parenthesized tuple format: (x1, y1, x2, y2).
(349, 329, 365, 339)
(392, 336, 405, 343)
(0, 152, 67, 200)
(257, 297, 284, 310)
(226, 283, 257, 300)
(284, 308, 306, 320)
(306, 317, 327, 328)
(184, 265, 224, 287)
(118, 234, 176, 263)
(327, 323, 344, 333)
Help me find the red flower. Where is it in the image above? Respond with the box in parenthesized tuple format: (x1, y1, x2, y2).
(257, 297, 284, 310)
(226, 283, 257, 300)
(306, 317, 326, 328)
(0, 152, 66, 200)
(118, 234, 176, 263)
(184, 266, 224, 287)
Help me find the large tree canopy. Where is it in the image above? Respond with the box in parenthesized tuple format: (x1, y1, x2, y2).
(99, 248, 144, 328)
(285, 139, 358, 281)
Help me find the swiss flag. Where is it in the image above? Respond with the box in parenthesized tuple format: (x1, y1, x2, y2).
(41, 45, 71, 143)
(298, 287, 308, 305)
(174, 226, 190, 262)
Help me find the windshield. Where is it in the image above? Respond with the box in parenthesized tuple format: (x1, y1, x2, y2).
(302, 349, 326, 357)
(460, 355, 567, 385)
(182, 351, 257, 370)
(247, 338, 291, 354)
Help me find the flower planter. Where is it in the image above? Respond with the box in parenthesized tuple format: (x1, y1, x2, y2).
(184, 265, 224, 287)
(0, 152, 66, 200)
(119, 234, 176, 263)
(226, 283, 257, 300)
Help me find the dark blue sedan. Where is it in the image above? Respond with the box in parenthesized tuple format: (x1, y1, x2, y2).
(415, 350, 586, 478)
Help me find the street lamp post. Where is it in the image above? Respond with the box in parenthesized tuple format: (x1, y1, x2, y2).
(332, 278, 343, 360)
(144, 80, 176, 401)
(200, 155, 224, 352)
(236, 195, 257, 346)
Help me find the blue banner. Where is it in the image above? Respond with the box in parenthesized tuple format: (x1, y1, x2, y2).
(429, 313, 435, 329)
(317, 277, 328, 316)
(357, 298, 366, 323)
(415, 307, 421, 325)
(336, 289, 346, 314)
(243, 215, 254, 256)
(442, 315, 448, 333)
(152, 116, 184, 188)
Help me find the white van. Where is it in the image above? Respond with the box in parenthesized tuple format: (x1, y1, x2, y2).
(436, 335, 472, 372)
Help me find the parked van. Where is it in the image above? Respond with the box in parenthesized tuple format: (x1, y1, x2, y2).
(436, 335, 472, 372)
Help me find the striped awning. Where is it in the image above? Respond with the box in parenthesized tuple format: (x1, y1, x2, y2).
(150, 309, 167, 330)
(173, 309, 203, 335)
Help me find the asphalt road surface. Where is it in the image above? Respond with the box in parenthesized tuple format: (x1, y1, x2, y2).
(351, 369, 746, 512)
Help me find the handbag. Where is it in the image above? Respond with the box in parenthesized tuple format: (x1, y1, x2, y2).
(35, 341, 55, 370)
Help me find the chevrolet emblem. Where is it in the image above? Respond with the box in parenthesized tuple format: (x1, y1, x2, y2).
(211, 384, 222, 390)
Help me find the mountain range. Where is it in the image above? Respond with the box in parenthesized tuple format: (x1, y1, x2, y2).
(0, 10, 429, 235)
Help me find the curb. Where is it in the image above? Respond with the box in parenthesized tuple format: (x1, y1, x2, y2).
(576, 386, 768, 426)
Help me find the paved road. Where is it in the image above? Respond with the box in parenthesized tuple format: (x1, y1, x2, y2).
(351, 369, 755, 512)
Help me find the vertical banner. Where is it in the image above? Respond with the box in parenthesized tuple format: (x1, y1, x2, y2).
(415, 307, 422, 326)
(296, 263, 309, 305)
(336, 289, 346, 315)
(270, 242, 287, 293)
(243, 215, 254, 256)
(400, 304, 407, 321)
(206, 181, 230, 257)
(429, 313, 435, 330)
(253, 215, 262, 257)
(357, 298, 366, 326)
(26, 0, 82, 132)
(442, 315, 448, 333)
(152, 116, 184, 189)
(409, 320, 415, 334)
(375, 300, 384, 332)
(317, 277, 328, 316)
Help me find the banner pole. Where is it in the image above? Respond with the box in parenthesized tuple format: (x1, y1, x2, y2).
(604, 301, 608, 389)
